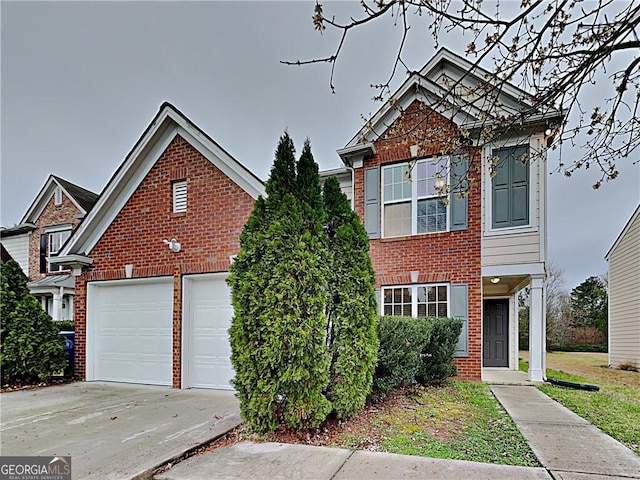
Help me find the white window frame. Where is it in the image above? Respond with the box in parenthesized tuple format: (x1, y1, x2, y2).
(173, 180, 187, 213)
(381, 283, 450, 318)
(381, 157, 450, 238)
(483, 136, 540, 236)
(48, 229, 72, 255)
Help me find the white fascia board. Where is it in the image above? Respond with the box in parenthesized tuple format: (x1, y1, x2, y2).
(49, 254, 94, 266)
(173, 123, 265, 200)
(59, 117, 177, 257)
(605, 204, 640, 260)
(421, 49, 534, 108)
(21, 177, 87, 225)
(482, 263, 546, 278)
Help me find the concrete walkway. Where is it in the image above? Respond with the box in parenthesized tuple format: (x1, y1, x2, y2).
(155, 385, 640, 480)
(492, 385, 640, 479)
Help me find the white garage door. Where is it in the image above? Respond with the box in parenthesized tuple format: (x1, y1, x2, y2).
(183, 274, 234, 389)
(88, 278, 173, 385)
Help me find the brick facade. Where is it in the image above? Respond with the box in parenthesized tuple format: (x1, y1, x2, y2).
(355, 101, 483, 379)
(28, 193, 83, 281)
(73, 134, 256, 387)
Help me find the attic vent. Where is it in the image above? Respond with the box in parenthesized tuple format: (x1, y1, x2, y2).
(54, 187, 62, 206)
(173, 180, 187, 213)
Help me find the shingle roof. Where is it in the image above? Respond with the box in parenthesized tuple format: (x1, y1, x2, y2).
(52, 176, 99, 213)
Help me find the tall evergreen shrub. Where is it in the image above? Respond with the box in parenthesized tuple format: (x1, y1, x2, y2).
(228, 133, 331, 432)
(323, 177, 378, 419)
(1, 260, 66, 384)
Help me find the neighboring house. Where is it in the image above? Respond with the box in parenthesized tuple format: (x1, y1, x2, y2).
(336, 49, 560, 381)
(54, 103, 264, 389)
(605, 205, 640, 369)
(55, 49, 559, 390)
(1, 175, 98, 321)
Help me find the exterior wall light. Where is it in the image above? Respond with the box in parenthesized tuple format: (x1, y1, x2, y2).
(490, 277, 501, 284)
(163, 238, 181, 253)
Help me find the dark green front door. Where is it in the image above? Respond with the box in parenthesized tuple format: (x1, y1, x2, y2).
(483, 299, 509, 367)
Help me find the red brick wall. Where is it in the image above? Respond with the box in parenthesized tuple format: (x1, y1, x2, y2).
(356, 101, 483, 379)
(74, 134, 256, 386)
(28, 192, 83, 281)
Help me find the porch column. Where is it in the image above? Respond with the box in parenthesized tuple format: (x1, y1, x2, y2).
(52, 287, 63, 321)
(528, 275, 546, 381)
(41, 296, 47, 311)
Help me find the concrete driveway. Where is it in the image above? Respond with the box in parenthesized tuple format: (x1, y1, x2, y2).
(0, 382, 240, 480)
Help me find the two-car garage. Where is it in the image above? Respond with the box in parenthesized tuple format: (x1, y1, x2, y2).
(86, 273, 234, 390)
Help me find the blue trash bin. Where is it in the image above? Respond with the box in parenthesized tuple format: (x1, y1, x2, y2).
(59, 331, 75, 377)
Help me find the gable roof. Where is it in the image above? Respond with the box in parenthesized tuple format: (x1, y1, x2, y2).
(19, 175, 98, 225)
(605, 204, 640, 260)
(59, 102, 266, 257)
(340, 47, 563, 157)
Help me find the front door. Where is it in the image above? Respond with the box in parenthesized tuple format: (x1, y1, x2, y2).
(483, 299, 509, 367)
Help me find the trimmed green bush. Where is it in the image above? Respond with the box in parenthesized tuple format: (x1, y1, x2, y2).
(55, 320, 75, 332)
(1, 260, 67, 385)
(375, 315, 462, 392)
(375, 316, 431, 392)
(324, 176, 378, 419)
(418, 316, 463, 385)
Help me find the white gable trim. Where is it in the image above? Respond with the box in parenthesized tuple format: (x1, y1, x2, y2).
(605, 204, 640, 260)
(59, 104, 265, 257)
(20, 176, 87, 225)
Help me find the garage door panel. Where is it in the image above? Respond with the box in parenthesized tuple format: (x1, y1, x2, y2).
(91, 280, 173, 386)
(186, 276, 234, 389)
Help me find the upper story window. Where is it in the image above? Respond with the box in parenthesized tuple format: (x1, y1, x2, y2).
(382, 157, 449, 237)
(491, 146, 529, 229)
(382, 284, 449, 318)
(41, 227, 72, 273)
(173, 180, 187, 213)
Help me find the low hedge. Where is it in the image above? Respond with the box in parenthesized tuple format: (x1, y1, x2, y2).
(374, 315, 462, 392)
(548, 344, 607, 353)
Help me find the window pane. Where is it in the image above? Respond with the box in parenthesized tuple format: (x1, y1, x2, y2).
(403, 305, 412, 316)
(427, 286, 436, 302)
(384, 305, 392, 315)
(394, 305, 402, 316)
(384, 202, 411, 237)
(402, 288, 411, 303)
(418, 304, 426, 317)
(384, 165, 411, 201)
(393, 288, 402, 303)
(384, 289, 392, 303)
(417, 287, 426, 302)
(438, 303, 448, 318)
(438, 286, 447, 301)
(428, 304, 436, 317)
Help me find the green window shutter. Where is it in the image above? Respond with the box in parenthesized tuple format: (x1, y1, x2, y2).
(364, 167, 380, 239)
(510, 147, 529, 226)
(451, 284, 468, 357)
(450, 155, 468, 231)
(492, 146, 529, 228)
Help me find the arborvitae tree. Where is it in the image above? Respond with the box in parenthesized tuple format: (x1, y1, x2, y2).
(1, 260, 66, 384)
(323, 176, 378, 419)
(228, 133, 331, 432)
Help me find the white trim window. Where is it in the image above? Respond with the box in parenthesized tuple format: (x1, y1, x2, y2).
(173, 180, 187, 213)
(49, 230, 72, 255)
(382, 284, 449, 318)
(382, 157, 449, 237)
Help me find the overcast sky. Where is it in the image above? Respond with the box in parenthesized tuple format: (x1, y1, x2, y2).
(2, 1, 638, 291)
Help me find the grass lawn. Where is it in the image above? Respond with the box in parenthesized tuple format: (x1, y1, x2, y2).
(243, 381, 540, 467)
(520, 351, 640, 455)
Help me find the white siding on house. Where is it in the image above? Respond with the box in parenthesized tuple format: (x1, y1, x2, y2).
(1, 233, 30, 275)
(608, 207, 640, 369)
(481, 137, 543, 268)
